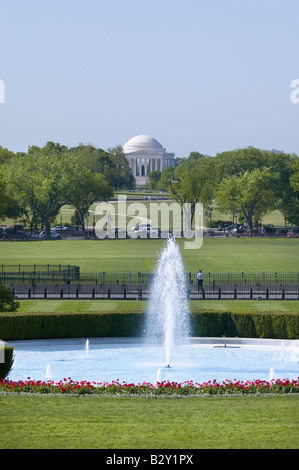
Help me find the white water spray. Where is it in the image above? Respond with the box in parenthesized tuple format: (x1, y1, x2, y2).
(85, 339, 89, 357)
(45, 364, 52, 379)
(144, 238, 191, 367)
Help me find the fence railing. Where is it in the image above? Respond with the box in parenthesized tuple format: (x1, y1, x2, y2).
(0, 264, 79, 274)
(9, 282, 299, 301)
(1, 269, 298, 287)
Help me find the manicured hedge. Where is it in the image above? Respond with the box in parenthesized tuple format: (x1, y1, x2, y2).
(0, 312, 146, 341)
(0, 310, 298, 341)
(190, 311, 299, 339)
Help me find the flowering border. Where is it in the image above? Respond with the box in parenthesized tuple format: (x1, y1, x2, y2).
(1, 377, 299, 396)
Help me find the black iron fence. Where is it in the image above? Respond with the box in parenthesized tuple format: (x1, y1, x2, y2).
(1, 269, 298, 300)
(1, 269, 298, 287)
(0, 264, 80, 283)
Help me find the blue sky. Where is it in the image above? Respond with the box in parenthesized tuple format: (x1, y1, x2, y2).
(0, 0, 298, 157)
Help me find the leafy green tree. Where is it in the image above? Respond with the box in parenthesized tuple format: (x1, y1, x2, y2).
(0, 171, 8, 220)
(0, 285, 19, 312)
(215, 168, 278, 235)
(107, 145, 135, 190)
(0, 146, 15, 166)
(69, 144, 109, 173)
(158, 167, 175, 191)
(215, 147, 269, 180)
(68, 170, 113, 230)
(290, 159, 299, 192)
(282, 159, 299, 226)
(265, 151, 298, 225)
(5, 143, 74, 238)
(148, 170, 161, 190)
(169, 156, 215, 227)
(5, 142, 114, 238)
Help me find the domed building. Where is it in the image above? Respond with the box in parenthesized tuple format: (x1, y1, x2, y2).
(123, 135, 175, 185)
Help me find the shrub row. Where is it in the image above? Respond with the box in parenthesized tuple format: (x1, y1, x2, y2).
(0, 312, 145, 341)
(190, 310, 299, 339)
(0, 310, 298, 341)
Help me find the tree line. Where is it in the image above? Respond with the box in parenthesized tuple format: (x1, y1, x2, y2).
(0, 142, 298, 238)
(0, 142, 134, 238)
(149, 148, 299, 235)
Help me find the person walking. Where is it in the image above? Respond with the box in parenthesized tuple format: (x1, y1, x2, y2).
(197, 270, 203, 292)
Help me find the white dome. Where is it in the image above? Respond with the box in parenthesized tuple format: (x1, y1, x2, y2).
(123, 135, 164, 154)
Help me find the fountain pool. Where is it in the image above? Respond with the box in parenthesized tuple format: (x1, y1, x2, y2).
(5, 337, 299, 384)
(4, 239, 299, 386)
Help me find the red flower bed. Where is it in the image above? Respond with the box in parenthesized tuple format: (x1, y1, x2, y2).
(1, 377, 298, 395)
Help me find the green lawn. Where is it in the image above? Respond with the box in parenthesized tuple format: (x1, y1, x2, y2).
(16, 299, 299, 313)
(0, 395, 298, 449)
(1, 237, 298, 273)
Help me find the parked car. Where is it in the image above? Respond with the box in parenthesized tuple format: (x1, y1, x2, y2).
(242, 228, 259, 236)
(287, 230, 299, 238)
(260, 226, 276, 235)
(2, 225, 29, 240)
(275, 229, 288, 237)
(39, 229, 62, 239)
(221, 221, 233, 229)
(226, 223, 246, 235)
(53, 225, 73, 231)
(130, 224, 160, 238)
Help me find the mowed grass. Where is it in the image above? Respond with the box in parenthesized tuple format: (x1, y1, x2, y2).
(16, 299, 299, 314)
(0, 395, 298, 449)
(1, 237, 298, 272)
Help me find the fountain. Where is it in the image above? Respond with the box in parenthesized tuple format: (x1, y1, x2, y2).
(45, 364, 52, 379)
(85, 339, 89, 357)
(269, 368, 275, 381)
(144, 237, 191, 368)
(5, 238, 299, 385)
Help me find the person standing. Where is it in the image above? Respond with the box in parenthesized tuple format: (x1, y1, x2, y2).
(197, 270, 203, 292)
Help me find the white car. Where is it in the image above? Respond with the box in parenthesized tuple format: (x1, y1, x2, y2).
(39, 229, 62, 239)
(53, 225, 73, 231)
(130, 224, 160, 238)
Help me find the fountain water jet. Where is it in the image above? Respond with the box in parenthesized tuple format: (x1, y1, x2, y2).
(144, 238, 191, 368)
(45, 364, 52, 379)
(85, 339, 89, 357)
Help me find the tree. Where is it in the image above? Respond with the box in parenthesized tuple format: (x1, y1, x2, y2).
(215, 168, 278, 235)
(214, 147, 269, 180)
(68, 170, 113, 230)
(0, 285, 19, 312)
(169, 156, 215, 227)
(158, 167, 175, 191)
(148, 170, 161, 190)
(5, 142, 114, 238)
(265, 151, 298, 226)
(5, 143, 74, 238)
(0, 171, 7, 221)
(69, 144, 109, 173)
(283, 159, 299, 226)
(107, 145, 135, 190)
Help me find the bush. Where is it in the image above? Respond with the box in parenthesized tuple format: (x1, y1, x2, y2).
(0, 312, 146, 341)
(0, 285, 20, 312)
(0, 310, 298, 341)
(0, 345, 14, 379)
(190, 311, 299, 339)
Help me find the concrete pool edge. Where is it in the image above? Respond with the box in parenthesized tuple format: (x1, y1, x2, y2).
(4, 336, 298, 350)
